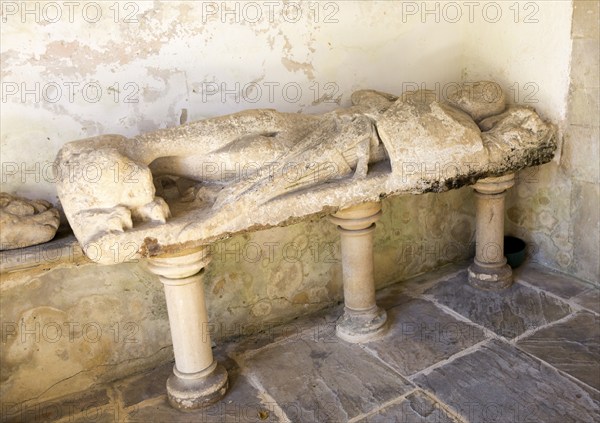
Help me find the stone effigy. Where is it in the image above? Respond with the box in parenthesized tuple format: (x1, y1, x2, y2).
(54, 80, 558, 410)
(0, 192, 60, 250)
(55, 81, 556, 264)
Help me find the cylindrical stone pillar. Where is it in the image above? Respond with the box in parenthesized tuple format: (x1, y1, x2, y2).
(329, 202, 387, 343)
(147, 247, 228, 410)
(468, 174, 515, 290)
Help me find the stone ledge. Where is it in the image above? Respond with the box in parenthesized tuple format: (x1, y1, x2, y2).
(0, 229, 90, 277)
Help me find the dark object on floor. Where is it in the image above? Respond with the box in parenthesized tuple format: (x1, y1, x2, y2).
(505, 236, 526, 268)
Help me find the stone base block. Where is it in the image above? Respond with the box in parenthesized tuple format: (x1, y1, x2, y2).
(166, 362, 228, 411)
(336, 306, 388, 343)
(468, 261, 513, 291)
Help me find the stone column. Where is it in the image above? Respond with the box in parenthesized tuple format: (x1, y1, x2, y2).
(147, 247, 228, 410)
(468, 174, 515, 290)
(329, 202, 387, 343)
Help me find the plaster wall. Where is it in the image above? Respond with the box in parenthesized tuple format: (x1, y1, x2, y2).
(461, 1, 572, 122)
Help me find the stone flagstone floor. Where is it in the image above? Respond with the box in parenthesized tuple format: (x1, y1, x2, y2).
(7, 262, 599, 422)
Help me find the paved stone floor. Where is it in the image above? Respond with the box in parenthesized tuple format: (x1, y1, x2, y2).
(7, 262, 599, 422)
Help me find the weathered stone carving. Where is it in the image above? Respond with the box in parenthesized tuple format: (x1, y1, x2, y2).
(0, 193, 60, 250)
(55, 81, 556, 264)
(52, 81, 558, 411)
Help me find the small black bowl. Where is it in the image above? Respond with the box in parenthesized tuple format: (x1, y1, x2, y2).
(504, 236, 526, 268)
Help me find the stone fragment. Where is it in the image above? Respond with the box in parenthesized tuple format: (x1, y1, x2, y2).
(376, 89, 485, 177)
(55, 146, 169, 246)
(0, 192, 60, 250)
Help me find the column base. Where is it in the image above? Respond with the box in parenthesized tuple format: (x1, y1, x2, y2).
(166, 362, 228, 411)
(336, 306, 388, 343)
(468, 261, 513, 291)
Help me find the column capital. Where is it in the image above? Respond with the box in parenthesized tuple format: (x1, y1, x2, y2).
(147, 247, 211, 279)
(329, 201, 382, 230)
(472, 173, 515, 195)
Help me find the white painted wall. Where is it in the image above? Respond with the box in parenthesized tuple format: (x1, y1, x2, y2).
(1, 1, 572, 202)
(461, 0, 573, 122)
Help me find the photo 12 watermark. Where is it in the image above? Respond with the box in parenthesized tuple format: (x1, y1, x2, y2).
(2, 401, 123, 423)
(1, 1, 142, 24)
(211, 239, 339, 265)
(196, 80, 341, 105)
(447, 400, 540, 422)
(1, 320, 140, 344)
(401, 81, 539, 105)
(1, 81, 139, 104)
(399, 1, 541, 24)
(203, 317, 339, 344)
(199, 1, 340, 24)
